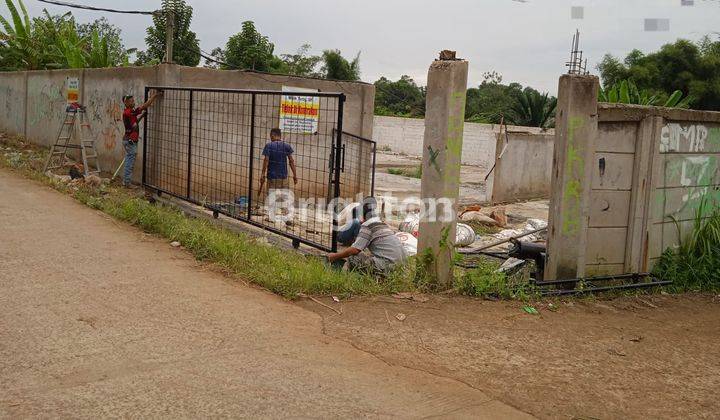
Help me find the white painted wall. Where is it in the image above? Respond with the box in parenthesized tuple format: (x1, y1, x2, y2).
(373, 115, 552, 169)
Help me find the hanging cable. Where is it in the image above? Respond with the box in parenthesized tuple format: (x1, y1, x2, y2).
(36, 0, 158, 15)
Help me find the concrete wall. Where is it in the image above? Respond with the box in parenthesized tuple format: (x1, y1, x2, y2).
(0, 71, 26, 136)
(0, 65, 374, 195)
(373, 115, 551, 169)
(546, 76, 720, 280)
(488, 131, 554, 203)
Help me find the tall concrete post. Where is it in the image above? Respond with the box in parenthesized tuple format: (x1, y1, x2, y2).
(417, 52, 468, 289)
(164, 11, 175, 64)
(545, 74, 599, 280)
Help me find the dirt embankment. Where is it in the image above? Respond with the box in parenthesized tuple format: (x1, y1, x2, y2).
(300, 293, 720, 419)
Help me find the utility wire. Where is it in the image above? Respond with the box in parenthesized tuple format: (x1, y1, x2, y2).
(36, 0, 158, 15)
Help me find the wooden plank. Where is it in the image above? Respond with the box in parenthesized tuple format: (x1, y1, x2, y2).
(591, 153, 635, 191)
(626, 116, 661, 273)
(589, 190, 631, 228)
(586, 227, 627, 265)
(596, 121, 638, 153)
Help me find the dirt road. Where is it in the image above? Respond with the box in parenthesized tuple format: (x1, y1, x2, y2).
(0, 169, 530, 418)
(300, 289, 720, 419)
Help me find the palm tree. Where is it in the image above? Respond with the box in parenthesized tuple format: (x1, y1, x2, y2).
(508, 89, 557, 128)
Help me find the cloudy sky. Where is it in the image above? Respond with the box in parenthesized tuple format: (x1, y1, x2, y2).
(5, 0, 720, 93)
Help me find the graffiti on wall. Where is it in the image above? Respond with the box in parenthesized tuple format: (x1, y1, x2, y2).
(27, 82, 64, 127)
(0, 85, 23, 130)
(659, 123, 720, 219)
(85, 87, 124, 151)
(562, 116, 585, 235)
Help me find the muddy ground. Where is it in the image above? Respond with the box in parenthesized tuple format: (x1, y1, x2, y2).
(299, 293, 720, 419)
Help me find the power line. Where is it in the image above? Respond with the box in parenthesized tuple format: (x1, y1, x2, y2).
(36, 0, 158, 15)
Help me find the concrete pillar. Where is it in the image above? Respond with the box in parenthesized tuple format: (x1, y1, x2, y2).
(417, 52, 468, 289)
(545, 75, 599, 280)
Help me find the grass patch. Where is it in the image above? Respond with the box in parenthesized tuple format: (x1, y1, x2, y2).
(455, 258, 537, 300)
(0, 135, 533, 300)
(653, 199, 720, 293)
(387, 166, 423, 179)
(0, 136, 419, 299)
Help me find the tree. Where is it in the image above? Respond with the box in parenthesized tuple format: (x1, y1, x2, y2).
(203, 47, 225, 69)
(136, 0, 200, 66)
(465, 72, 523, 123)
(321, 49, 360, 81)
(77, 17, 130, 67)
(597, 37, 720, 110)
(507, 88, 557, 128)
(374, 75, 425, 118)
(0, 1, 125, 71)
(280, 44, 321, 77)
(0, 0, 47, 70)
(599, 79, 692, 108)
(223, 21, 276, 71)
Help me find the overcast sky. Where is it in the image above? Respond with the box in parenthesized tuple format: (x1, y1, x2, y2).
(5, 0, 720, 93)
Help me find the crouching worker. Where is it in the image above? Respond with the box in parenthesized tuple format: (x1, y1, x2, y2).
(327, 197, 406, 274)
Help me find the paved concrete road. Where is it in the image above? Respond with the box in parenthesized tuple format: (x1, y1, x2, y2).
(0, 169, 531, 419)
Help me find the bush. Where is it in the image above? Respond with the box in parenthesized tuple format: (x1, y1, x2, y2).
(654, 199, 720, 292)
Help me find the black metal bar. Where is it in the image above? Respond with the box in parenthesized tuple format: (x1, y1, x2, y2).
(147, 186, 334, 252)
(534, 272, 651, 286)
(144, 87, 347, 253)
(247, 93, 256, 220)
(331, 95, 346, 253)
(340, 144, 346, 172)
(186, 90, 194, 200)
(142, 86, 149, 186)
(371, 142, 377, 195)
(541, 280, 672, 296)
(145, 85, 344, 97)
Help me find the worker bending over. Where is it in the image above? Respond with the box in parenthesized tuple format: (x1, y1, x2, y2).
(327, 197, 406, 274)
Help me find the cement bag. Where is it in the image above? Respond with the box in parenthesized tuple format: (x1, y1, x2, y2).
(456, 223, 476, 247)
(399, 213, 420, 238)
(395, 232, 418, 256)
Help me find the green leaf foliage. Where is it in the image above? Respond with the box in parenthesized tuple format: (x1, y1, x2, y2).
(598, 37, 720, 111)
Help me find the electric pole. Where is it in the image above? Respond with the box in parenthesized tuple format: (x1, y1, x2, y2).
(164, 10, 174, 63)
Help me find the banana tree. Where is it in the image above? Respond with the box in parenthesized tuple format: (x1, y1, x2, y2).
(0, 0, 44, 70)
(599, 79, 692, 109)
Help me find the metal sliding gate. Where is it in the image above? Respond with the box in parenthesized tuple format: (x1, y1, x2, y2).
(141, 86, 375, 252)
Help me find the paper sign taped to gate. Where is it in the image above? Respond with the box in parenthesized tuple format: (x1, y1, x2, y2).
(280, 86, 319, 134)
(66, 77, 80, 104)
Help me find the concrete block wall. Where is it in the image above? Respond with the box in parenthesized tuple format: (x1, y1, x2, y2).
(0, 65, 375, 197)
(545, 74, 720, 281)
(488, 131, 555, 203)
(373, 115, 551, 169)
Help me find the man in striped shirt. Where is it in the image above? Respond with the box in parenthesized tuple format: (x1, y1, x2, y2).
(327, 197, 406, 274)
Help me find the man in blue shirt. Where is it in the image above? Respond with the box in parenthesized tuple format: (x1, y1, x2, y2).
(261, 128, 297, 222)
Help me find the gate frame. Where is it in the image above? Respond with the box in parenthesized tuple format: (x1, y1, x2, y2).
(141, 85, 347, 252)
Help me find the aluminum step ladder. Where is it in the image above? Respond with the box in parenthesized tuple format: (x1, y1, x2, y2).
(44, 105, 101, 177)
